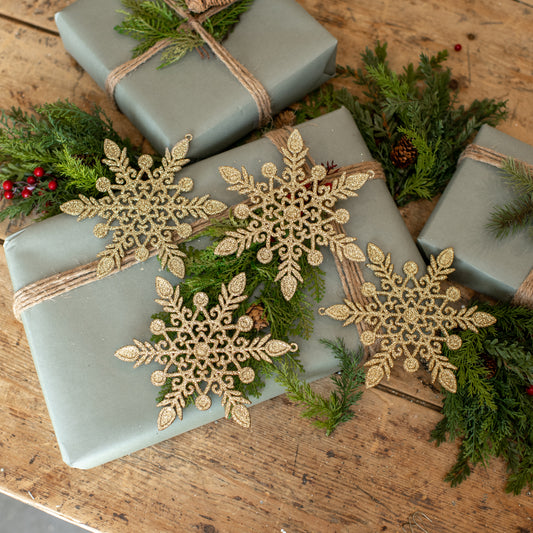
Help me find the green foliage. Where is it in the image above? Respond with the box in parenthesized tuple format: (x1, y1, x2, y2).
(0, 100, 139, 222)
(115, 0, 253, 68)
(430, 302, 533, 494)
(152, 215, 325, 406)
(488, 158, 533, 239)
(152, 219, 364, 434)
(275, 338, 365, 436)
(289, 42, 507, 205)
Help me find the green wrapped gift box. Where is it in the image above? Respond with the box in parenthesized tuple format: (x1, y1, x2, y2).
(418, 125, 533, 303)
(55, 0, 337, 158)
(4, 108, 422, 468)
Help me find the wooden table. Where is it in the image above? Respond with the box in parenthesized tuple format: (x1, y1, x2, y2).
(0, 1, 532, 531)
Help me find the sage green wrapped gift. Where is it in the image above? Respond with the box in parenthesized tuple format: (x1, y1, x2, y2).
(54, 0, 337, 159)
(4, 108, 422, 468)
(418, 125, 533, 302)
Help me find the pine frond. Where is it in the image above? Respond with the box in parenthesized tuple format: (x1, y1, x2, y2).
(274, 338, 365, 435)
(488, 157, 533, 239)
(431, 301, 533, 494)
(115, 0, 254, 68)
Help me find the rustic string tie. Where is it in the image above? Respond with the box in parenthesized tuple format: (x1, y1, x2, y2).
(13, 129, 385, 321)
(459, 143, 533, 309)
(105, 0, 272, 126)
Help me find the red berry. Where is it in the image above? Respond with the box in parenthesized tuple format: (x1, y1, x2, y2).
(2, 180, 14, 191)
(454, 43, 462, 52)
(3, 190, 14, 200)
(27, 176, 37, 185)
(527, 385, 533, 396)
(33, 167, 44, 178)
(48, 180, 58, 191)
(21, 188, 32, 198)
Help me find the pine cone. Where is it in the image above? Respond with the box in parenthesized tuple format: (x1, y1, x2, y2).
(246, 303, 269, 331)
(481, 354, 498, 379)
(390, 135, 418, 169)
(274, 110, 296, 129)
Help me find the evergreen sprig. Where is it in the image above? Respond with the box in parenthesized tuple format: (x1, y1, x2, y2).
(152, 218, 364, 433)
(430, 302, 533, 494)
(275, 338, 365, 436)
(287, 42, 507, 205)
(488, 158, 533, 240)
(115, 0, 254, 69)
(0, 100, 140, 222)
(152, 215, 324, 406)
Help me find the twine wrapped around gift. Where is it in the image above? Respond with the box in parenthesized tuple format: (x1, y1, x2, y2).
(105, 0, 272, 126)
(185, 0, 235, 12)
(13, 128, 385, 323)
(459, 143, 533, 308)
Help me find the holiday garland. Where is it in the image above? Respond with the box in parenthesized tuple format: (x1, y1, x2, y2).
(488, 158, 533, 240)
(279, 42, 507, 205)
(115, 0, 254, 68)
(431, 301, 533, 495)
(0, 101, 141, 222)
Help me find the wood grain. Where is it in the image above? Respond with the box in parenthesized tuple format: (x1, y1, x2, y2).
(0, 0, 532, 532)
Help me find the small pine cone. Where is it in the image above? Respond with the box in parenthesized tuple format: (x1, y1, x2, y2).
(274, 110, 296, 129)
(246, 303, 269, 331)
(390, 135, 418, 169)
(480, 354, 498, 379)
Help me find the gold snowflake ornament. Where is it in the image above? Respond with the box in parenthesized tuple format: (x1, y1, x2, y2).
(214, 129, 371, 300)
(319, 243, 496, 393)
(61, 136, 226, 278)
(115, 272, 298, 430)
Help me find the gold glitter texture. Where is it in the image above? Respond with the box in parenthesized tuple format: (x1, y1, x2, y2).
(115, 272, 298, 430)
(214, 129, 371, 300)
(61, 136, 226, 278)
(320, 243, 496, 393)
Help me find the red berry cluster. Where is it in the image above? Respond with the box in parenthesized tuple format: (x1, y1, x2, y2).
(2, 167, 58, 200)
(526, 385, 533, 396)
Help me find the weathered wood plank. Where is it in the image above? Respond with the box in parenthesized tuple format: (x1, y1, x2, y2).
(0, 0, 70, 33)
(300, 0, 533, 145)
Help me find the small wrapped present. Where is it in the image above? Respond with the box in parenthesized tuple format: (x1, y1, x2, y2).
(55, 0, 337, 158)
(4, 108, 422, 468)
(418, 125, 533, 306)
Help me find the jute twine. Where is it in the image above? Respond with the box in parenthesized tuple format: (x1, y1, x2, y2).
(460, 143, 533, 308)
(13, 129, 385, 321)
(185, 0, 235, 13)
(105, 0, 272, 126)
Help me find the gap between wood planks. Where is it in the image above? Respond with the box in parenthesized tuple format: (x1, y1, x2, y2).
(0, 12, 59, 36)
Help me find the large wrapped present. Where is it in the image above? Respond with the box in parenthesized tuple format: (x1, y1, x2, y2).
(418, 125, 533, 307)
(4, 108, 422, 468)
(55, 0, 337, 158)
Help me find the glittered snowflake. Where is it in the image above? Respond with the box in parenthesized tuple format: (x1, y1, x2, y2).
(214, 129, 371, 300)
(115, 272, 298, 430)
(61, 136, 226, 278)
(320, 243, 496, 392)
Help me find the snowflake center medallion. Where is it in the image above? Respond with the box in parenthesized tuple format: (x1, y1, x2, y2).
(214, 129, 372, 300)
(194, 342, 210, 359)
(60, 136, 227, 279)
(319, 243, 496, 393)
(115, 273, 298, 430)
(136, 198, 152, 215)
